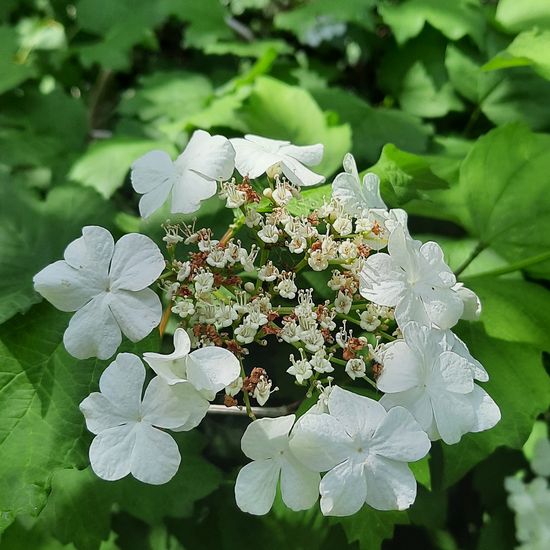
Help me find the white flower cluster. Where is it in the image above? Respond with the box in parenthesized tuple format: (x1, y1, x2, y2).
(32, 129, 501, 517)
(506, 436, 550, 550)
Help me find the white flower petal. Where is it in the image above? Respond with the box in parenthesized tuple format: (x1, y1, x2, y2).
(130, 423, 181, 485)
(33, 260, 104, 312)
(138, 178, 174, 218)
(235, 459, 280, 515)
(79, 392, 128, 434)
(432, 392, 475, 444)
(231, 137, 282, 179)
(421, 287, 464, 330)
(364, 456, 417, 511)
(387, 226, 420, 274)
(63, 293, 121, 360)
(64, 226, 114, 274)
(280, 143, 323, 166)
(380, 388, 437, 439)
(130, 150, 176, 194)
(170, 169, 218, 214)
(454, 283, 481, 321)
(360, 253, 405, 306)
(468, 385, 501, 433)
(143, 328, 191, 384)
(328, 386, 386, 441)
(109, 288, 162, 342)
(241, 415, 295, 460)
(141, 377, 209, 430)
(290, 412, 353, 472)
(377, 340, 423, 393)
(319, 459, 366, 517)
(89, 423, 135, 481)
(99, 353, 145, 417)
(446, 331, 488, 382)
(280, 156, 325, 187)
(280, 453, 320, 511)
(362, 173, 387, 209)
(402, 321, 446, 360)
(370, 406, 431, 462)
(186, 346, 240, 393)
(394, 292, 431, 328)
(109, 233, 165, 291)
(179, 129, 235, 181)
(436, 351, 475, 394)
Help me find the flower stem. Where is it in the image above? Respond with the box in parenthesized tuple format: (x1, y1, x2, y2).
(472, 250, 550, 278)
(454, 242, 486, 277)
(158, 304, 172, 338)
(220, 214, 246, 246)
(240, 360, 256, 420)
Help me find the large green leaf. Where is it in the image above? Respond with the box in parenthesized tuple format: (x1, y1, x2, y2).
(457, 123, 550, 278)
(0, 185, 115, 324)
(438, 325, 550, 488)
(464, 278, 550, 353)
(69, 137, 177, 198)
(368, 144, 449, 206)
(495, 0, 550, 33)
(378, 0, 485, 46)
(0, 25, 35, 94)
(36, 432, 221, 550)
(237, 76, 351, 179)
(333, 508, 409, 550)
(483, 29, 550, 81)
(446, 44, 550, 131)
(312, 87, 432, 165)
(0, 303, 160, 533)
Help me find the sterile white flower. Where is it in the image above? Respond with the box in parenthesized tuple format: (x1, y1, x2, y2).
(332, 154, 387, 216)
(235, 415, 320, 515)
(290, 386, 430, 516)
(452, 282, 482, 321)
(79, 353, 209, 484)
(143, 328, 240, 395)
(131, 129, 235, 218)
(377, 322, 500, 444)
(230, 134, 325, 187)
(33, 226, 165, 360)
(506, 475, 550, 549)
(360, 225, 465, 330)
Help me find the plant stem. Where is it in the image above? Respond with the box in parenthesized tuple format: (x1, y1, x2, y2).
(454, 242, 486, 277)
(158, 304, 172, 338)
(472, 250, 550, 278)
(220, 214, 246, 246)
(240, 360, 256, 420)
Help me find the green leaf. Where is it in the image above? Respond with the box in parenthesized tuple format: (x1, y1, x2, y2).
(483, 29, 550, 81)
(287, 184, 332, 217)
(378, 29, 463, 119)
(438, 325, 550, 488)
(458, 123, 550, 279)
(69, 137, 177, 198)
(237, 76, 351, 179)
(0, 303, 160, 533)
(333, 508, 409, 550)
(368, 144, 449, 206)
(495, 0, 550, 33)
(36, 432, 220, 549)
(0, 25, 35, 94)
(446, 44, 550, 131)
(378, 0, 485, 46)
(463, 278, 550, 353)
(312, 87, 432, 165)
(274, 0, 376, 45)
(0, 185, 115, 324)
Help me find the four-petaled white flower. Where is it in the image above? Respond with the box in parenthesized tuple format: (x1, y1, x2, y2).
(33, 226, 165, 360)
(332, 153, 387, 216)
(131, 129, 235, 218)
(143, 328, 240, 397)
(80, 353, 209, 484)
(230, 134, 325, 187)
(290, 386, 430, 516)
(377, 322, 500, 444)
(360, 225, 470, 330)
(235, 415, 320, 515)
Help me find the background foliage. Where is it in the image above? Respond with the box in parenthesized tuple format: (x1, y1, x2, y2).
(1, 1, 549, 549)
